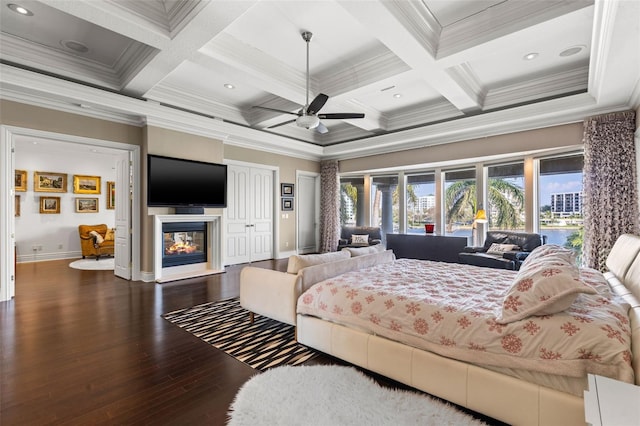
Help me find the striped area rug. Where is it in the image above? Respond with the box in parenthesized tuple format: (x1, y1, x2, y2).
(162, 298, 317, 371)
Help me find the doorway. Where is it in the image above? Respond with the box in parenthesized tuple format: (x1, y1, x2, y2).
(0, 126, 140, 301)
(296, 171, 320, 254)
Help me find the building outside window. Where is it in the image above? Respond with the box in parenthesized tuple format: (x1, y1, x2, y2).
(538, 154, 584, 257)
(340, 177, 364, 226)
(406, 173, 435, 234)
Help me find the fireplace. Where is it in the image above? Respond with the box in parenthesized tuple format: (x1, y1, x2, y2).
(154, 214, 223, 283)
(162, 222, 207, 268)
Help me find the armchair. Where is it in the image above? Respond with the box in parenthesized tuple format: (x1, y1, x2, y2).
(78, 224, 115, 260)
(458, 231, 545, 270)
(337, 226, 383, 251)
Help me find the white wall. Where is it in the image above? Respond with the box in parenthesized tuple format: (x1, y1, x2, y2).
(15, 143, 117, 262)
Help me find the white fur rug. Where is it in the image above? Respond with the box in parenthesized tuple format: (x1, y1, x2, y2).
(69, 258, 114, 271)
(228, 365, 487, 426)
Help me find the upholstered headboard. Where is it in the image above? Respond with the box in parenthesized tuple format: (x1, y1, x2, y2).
(603, 234, 640, 385)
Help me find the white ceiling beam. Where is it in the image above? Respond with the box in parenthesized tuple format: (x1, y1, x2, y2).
(339, 0, 482, 113)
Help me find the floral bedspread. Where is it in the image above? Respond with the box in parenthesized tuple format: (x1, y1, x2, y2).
(297, 259, 634, 383)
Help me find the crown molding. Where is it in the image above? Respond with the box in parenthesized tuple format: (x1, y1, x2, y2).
(319, 49, 409, 97)
(484, 65, 589, 110)
(322, 92, 625, 160)
(386, 101, 463, 131)
(146, 83, 249, 125)
(438, 0, 593, 59)
(0, 33, 122, 89)
(0, 88, 145, 126)
(384, 0, 441, 57)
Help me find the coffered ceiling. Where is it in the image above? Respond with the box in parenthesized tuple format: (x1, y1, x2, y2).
(1, 0, 639, 160)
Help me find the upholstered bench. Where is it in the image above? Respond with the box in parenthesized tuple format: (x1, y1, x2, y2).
(240, 248, 394, 325)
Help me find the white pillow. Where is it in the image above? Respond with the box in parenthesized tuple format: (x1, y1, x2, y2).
(89, 230, 104, 244)
(486, 243, 519, 254)
(351, 234, 369, 245)
(286, 251, 351, 274)
(342, 245, 384, 257)
(497, 256, 596, 324)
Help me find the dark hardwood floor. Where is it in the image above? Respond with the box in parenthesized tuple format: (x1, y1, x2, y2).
(1, 259, 502, 425)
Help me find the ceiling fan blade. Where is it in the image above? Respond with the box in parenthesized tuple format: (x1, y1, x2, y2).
(253, 106, 301, 116)
(307, 93, 329, 115)
(267, 119, 297, 129)
(315, 122, 329, 134)
(318, 113, 365, 119)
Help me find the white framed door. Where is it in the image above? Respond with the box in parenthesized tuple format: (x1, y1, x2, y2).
(114, 152, 131, 279)
(297, 172, 320, 254)
(225, 163, 275, 265)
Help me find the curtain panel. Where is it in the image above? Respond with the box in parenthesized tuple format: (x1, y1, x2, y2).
(319, 160, 340, 252)
(582, 110, 639, 271)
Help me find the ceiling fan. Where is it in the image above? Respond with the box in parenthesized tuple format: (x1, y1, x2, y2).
(253, 31, 365, 134)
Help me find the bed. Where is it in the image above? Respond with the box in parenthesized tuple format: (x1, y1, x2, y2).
(296, 235, 640, 426)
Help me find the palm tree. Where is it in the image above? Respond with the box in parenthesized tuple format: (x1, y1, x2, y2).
(564, 226, 584, 265)
(445, 178, 524, 230)
(340, 183, 358, 224)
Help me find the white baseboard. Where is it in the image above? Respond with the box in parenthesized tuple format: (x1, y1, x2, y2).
(17, 250, 81, 263)
(139, 271, 156, 282)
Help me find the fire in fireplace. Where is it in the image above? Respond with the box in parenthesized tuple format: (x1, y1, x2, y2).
(162, 222, 207, 268)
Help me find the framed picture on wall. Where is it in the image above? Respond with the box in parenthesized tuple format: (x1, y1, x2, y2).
(15, 170, 27, 191)
(281, 197, 293, 211)
(39, 196, 61, 214)
(73, 175, 101, 194)
(106, 181, 115, 209)
(34, 171, 67, 193)
(15, 195, 20, 217)
(76, 197, 99, 213)
(281, 183, 294, 196)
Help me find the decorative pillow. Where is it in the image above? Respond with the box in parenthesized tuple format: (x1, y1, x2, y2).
(497, 257, 597, 324)
(104, 228, 115, 241)
(350, 234, 369, 245)
(287, 250, 351, 274)
(89, 230, 104, 244)
(342, 245, 384, 257)
(520, 244, 576, 268)
(486, 243, 519, 255)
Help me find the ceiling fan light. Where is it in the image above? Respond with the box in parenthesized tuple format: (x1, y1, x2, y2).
(296, 115, 320, 129)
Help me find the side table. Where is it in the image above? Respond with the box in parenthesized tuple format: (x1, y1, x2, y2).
(584, 374, 640, 425)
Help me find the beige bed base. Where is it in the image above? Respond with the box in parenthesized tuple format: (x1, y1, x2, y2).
(297, 314, 584, 426)
(297, 234, 640, 426)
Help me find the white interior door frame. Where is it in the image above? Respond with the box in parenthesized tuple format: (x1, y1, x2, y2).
(224, 159, 280, 262)
(296, 170, 320, 254)
(0, 126, 141, 301)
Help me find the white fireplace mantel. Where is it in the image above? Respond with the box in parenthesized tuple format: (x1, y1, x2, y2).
(154, 214, 223, 283)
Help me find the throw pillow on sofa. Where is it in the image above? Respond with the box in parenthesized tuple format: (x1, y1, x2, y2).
(351, 234, 369, 245)
(486, 243, 519, 254)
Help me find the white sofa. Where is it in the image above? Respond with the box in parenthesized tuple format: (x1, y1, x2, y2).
(240, 248, 395, 326)
(297, 234, 640, 426)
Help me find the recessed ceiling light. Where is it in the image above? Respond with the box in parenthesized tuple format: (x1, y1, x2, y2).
(61, 40, 89, 54)
(8, 3, 33, 16)
(224, 83, 235, 89)
(393, 93, 402, 98)
(523, 52, 539, 61)
(559, 45, 585, 57)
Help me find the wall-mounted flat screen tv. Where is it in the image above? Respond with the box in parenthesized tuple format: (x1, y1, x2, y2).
(147, 154, 227, 207)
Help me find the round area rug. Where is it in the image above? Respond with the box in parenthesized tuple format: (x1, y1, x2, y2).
(227, 365, 486, 426)
(69, 258, 115, 271)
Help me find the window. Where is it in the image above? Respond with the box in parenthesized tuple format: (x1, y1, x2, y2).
(487, 162, 525, 231)
(371, 175, 399, 234)
(406, 173, 435, 234)
(444, 169, 475, 238)
(340, 177, 363, 226)
(538, 154, 584, 257)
